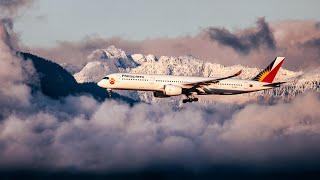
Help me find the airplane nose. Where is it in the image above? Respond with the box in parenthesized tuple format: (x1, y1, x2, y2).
(97, 79, 107, 88)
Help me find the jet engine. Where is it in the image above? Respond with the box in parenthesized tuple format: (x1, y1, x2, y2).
(153, 85, 183, 97)
(164, 85, 182, 96)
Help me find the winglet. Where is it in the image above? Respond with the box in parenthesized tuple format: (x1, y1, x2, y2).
(235, 70, 242, 76)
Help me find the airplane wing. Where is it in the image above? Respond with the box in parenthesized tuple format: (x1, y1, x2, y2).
(183, 70, 242, 88)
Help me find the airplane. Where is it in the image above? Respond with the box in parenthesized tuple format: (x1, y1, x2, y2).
(97, 57, 286, 103)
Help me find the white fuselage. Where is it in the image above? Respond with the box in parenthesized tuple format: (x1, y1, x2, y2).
(97, 73, 273, 95)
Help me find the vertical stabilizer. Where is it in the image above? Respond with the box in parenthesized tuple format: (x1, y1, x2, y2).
(252, 57, 285, 83)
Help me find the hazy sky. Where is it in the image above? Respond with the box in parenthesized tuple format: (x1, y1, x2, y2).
(15, 0, 320, 47)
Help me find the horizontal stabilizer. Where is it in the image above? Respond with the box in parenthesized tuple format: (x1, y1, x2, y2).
(263, 82, 286, 87)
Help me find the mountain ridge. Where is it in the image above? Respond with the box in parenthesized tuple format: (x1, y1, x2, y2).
(17, 51, 138, 105)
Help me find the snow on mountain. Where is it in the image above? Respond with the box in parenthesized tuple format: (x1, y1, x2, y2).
(88, 45, 128, 60)
(131, 54, 157, 64)
(74, 46, 137, 83)
(74, 46, 320, 103)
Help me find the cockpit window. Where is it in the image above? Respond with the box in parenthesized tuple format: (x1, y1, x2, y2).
(103, 77, 109, 80)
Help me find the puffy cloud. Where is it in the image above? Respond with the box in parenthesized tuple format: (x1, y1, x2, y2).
(221, 93, 320, 143)
(0, 0, 34, 17)
(0, 93, 320, 171)
(207, 17, 276, 54)
(0, 0, 35, 92)
(0, 20, 32, 113)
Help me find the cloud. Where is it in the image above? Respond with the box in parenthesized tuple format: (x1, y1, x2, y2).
(0, 91, 320, 172)
(0, 0, 35, 51)
(304, 37, 320, 50)
(0, 18, 20, 50)
(0, 0, 34, 17)
(29, 19, 320, 71)
(0, 20, 32, 114)
(206, 17, 276, 54)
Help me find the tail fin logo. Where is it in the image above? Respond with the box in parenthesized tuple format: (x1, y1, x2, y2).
(252, 57, 285, 83)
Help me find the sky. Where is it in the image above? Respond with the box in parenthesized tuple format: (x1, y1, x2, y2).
(15, 0, 320, 47)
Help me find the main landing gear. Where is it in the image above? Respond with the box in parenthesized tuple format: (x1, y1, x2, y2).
(182, 98, 199, 103)
(182, 94, 199, 103)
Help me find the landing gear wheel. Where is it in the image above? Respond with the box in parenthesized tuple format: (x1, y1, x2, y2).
(182, 97, 198, 103)
(107, 89, 112, 98)
(182, 93, 198, 103)
(182, 99, 189, 103)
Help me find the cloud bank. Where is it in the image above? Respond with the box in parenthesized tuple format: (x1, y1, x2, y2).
(30, 18, 320, 71)
(0, 19, 33, 115)
(1, 93, 320, 172)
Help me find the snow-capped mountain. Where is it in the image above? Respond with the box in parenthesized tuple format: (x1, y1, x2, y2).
(74, 46, 137, 82)
(73, 46, 320, 103)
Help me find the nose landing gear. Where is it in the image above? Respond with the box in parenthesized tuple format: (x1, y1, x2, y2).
(107, 89, 112, 98)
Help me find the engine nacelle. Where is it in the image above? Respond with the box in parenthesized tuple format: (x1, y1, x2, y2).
(163, 85, 182, 96)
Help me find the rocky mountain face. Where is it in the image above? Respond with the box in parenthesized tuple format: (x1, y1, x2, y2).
(73, 46, 320, 103)
(18, 52, 138, 105)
